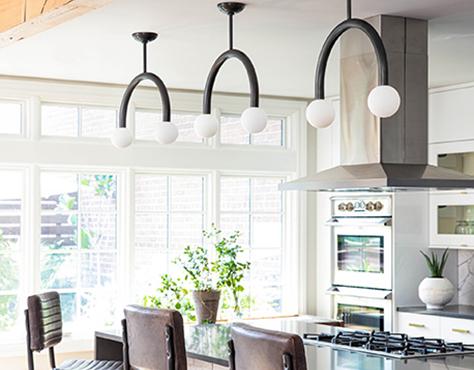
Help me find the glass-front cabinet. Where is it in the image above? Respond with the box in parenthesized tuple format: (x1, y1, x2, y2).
(430, 143, 474, 248)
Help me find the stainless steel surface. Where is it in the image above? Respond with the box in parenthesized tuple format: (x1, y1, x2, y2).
(304, 340, 474, 360)
(281, 163, 474, 192)
(281, 16, 474, 192)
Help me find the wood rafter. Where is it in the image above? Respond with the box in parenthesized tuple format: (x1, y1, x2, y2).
(0, 0, 112, 47)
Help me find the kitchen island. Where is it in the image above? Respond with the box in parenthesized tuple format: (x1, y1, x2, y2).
(95, 317, 474, 370)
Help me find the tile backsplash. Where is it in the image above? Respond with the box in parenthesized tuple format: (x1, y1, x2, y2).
(458, 250, 474, 304)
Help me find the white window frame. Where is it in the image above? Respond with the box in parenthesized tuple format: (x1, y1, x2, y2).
(0, 76, 308, 356)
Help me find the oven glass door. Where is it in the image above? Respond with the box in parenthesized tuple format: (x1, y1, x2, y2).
(337, 235, 384, 273)
(337, 303, 384, 331)
(333, 225, 391, 289)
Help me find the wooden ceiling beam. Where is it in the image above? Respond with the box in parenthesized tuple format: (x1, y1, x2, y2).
(0, 0, 112, 47)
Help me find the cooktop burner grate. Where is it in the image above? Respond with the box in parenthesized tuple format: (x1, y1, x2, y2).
(303, 330, 474, 359)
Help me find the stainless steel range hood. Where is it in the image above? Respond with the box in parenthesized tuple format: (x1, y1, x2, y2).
(281, 16, 474, 192)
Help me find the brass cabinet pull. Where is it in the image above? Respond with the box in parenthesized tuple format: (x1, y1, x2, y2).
(408, 323, 425, 328)
(452, 328, 470, 334)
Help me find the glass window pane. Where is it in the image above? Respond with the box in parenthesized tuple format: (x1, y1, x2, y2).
(41, 213, 77, 251)
(136, 111, 203, 143)
(135, 175, 168, 213)
(41, 252, 77, 289)
(251, 118, 284, 146)
(219, 175, 286, 318)
(40, 171, 118, 333)
(135, 213, 168, 251)
(220, 115, 249, 145)
(170, 176, 204, 212)
(0, 171, 22, 338)
(135, 110, 158, 141)
(251, 214, 282, 249)
(81, 107, 116, 138)
(251, 178, 282, 212)
(42, 105, 79, 137)
(220, 177, 250, 212)
(169, 213, 203, 250)
(0, 101, 22, 135)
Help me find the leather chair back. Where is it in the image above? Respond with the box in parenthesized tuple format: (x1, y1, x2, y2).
(123, 305, 187, 370)
(27, 291, 63, 351)
(230, 323, 307, 370)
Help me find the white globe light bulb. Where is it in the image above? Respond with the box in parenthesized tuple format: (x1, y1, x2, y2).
(367, 85, 401, 118)
(111, 127, 133, 148)
(194, 114, 218, 138)
(305, 99, 335, 128)
(241, 107, 267, 134)
(156, 121, 178, 144)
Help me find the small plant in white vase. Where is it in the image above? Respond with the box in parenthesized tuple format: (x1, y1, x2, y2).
(418, 249, 455, 310)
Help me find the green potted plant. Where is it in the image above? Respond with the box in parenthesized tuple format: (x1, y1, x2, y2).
(176, 225, 250, 324)
(143, 274, 196, 322)
(418, 249, 455, 310)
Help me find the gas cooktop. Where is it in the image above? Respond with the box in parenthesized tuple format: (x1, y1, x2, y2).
(303, 330, 474, 359)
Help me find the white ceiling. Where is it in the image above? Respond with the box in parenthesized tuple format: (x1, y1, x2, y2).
(0, 0, 474, 98)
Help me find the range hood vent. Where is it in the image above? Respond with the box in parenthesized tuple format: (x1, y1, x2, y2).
(281, 15, 474, 192)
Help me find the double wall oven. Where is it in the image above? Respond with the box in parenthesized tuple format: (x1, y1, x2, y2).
(328, 196, 393, 331)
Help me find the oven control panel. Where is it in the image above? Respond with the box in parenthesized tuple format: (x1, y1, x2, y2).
(332, 196, 392, 217)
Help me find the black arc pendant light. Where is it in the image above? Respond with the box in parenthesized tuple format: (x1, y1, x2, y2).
(194, 2, 267, 138)
(111, 32, 178, 148)
(306, 0, 401, 129)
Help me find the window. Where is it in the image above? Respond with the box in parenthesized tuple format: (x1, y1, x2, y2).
(40, 172, 118, 332)
(41, 104, 117, 138)
(219, 176, 285, 317)
(0, 100, 23, 135)
(135, 110, 203, 143)
(0, 78, 305, 351)
(134, 174, 206, 298)
(0, 171, 23, 341)
(220, 114, 285, 146)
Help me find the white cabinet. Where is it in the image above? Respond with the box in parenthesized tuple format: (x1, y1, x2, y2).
(397, 312, 440, 337)
(440, 317, 474, 343)
(397, 312, 474, 342)
(429, 140, 474, 249)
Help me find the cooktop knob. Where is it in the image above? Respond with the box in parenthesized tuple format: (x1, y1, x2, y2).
(338, 203, 347, 211)
(346, 202, 354, 211)
(375, 201, 384, 211)
(366, 202, 375, 211)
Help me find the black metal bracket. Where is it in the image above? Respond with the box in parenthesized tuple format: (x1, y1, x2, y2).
(118, 33, 171, 128)
(282, 353, 293, 370)
(202, 2, 260, 114)
(314, 0, 389, 99)
(228, 339, 236, 370)
(165, 325, 175, 370)
(121, 319, 130, 370)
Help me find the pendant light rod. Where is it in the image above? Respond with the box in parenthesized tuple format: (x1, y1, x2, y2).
(202, 2, 259, 114)
(314, 9, 389, 99)
(118, 32, 171, 127)
(346, 0, 352, 19)
(229, 13, 234, 49)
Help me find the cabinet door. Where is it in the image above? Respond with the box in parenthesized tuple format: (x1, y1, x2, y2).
(440, 317, 474, 343)
(397, 313, 440, 337)
(430, 193, 474, 247)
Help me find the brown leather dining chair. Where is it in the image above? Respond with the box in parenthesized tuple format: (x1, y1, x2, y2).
(122, 305, 187, 370)
(229, 323, 308, 370)
(25, 291, 122, 370)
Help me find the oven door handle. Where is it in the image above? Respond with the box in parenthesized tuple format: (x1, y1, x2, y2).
(325, 217, 392, 227)
(327, 286, 392, 300)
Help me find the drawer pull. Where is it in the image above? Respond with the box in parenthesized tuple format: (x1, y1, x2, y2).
(408, 323, 425, 328)
(452, 328, 470, 334)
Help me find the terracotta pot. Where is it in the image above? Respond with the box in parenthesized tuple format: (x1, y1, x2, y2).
(418, 277, 455, 310)
(192, 290, 221, 324)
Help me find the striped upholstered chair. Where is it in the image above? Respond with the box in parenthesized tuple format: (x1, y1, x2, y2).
(25, 291, 122, 370)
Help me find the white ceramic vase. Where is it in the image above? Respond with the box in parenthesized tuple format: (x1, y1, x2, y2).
(418, 277, 455, 310)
